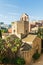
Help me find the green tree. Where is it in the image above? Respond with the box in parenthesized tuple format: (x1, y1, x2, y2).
(38, 27, 43, 39)
(0, 38, 5, 63)
(11, 38, 21, 57)
(15, 38, 21, 46)
(0, 30, 2, 38)
(0, 38, 5, 51)
(0, 35, 25, 64)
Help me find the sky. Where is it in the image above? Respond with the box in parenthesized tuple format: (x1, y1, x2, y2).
(0, 0, 43, 24)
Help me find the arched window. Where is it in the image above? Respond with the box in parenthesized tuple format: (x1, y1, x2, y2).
(14, 30, 15, 32)
(25, 16, 26, 21)
(22, 17, 23, 21)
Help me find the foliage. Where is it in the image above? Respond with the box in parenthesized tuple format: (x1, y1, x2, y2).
(2, 56, 10, 64)
(38, 27, 43, 39)
(1, 55, 25, 64)
(14, 38, 21, 48)
(11, 46, 17, 52)
(0, 35, 24, 64)
(0, 30, 2, 38)
(1, 28, 8, 33)
(32, 52, 40, 60)
(14, 57, 25, 65)
(7, 43, 12, 48)
(6, 36, 21, 52)
(0, 38, 6, 63)
(0, 38, 5, 51)
(15, 38, 20, 43)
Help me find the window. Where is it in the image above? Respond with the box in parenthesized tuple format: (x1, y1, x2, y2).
(22, 17, 23, 21)
(14, 30, 15, 32)
(25, 16, 26, 21)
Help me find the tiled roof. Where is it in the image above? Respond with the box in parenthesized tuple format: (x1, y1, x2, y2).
(8, 28, 12, 33)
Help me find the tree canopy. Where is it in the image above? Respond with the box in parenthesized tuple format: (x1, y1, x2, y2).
(0, 35, 25, 64)
(38, 27, 43, 39)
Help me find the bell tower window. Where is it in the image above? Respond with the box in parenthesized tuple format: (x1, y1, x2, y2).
(14, 30, 15, 32)
(25, 16, 26, 21)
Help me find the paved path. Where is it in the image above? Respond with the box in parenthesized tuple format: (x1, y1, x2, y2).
(32, 54, 43, 65)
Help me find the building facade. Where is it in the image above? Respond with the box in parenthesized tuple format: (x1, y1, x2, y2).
(12, 13, 29, 39)
(21, 35, 41, 65)
(11, 13, 41, 65)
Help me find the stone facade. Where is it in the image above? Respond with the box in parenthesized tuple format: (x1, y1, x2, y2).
(32, 37, 41, 54)
(20, 50, 32, 65)
(11, 13, 41, 65)
(12, 13, 29, 39)
(21, 35, 41, 65)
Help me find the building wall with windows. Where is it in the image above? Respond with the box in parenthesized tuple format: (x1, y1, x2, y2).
(12, 13, 29, 39)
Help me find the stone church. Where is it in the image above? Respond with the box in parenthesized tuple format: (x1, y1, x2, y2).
(12, 13, 29, 39)
(12, 13, 41, 65)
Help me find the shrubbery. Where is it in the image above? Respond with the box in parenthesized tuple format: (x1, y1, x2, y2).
(0, 36, 25, 65)
(2, 56, 10, 64)
(32, 52, 40, 60)
(1, 56, 25, 65)
(14, 57, 25, 65)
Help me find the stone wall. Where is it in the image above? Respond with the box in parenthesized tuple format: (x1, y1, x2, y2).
(33, 37, 41, 54)
(19, 49, 33, 65)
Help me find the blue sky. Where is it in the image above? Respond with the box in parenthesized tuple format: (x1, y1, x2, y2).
(0, 0, 43, 24)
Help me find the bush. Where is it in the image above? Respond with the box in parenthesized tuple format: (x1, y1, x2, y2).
(14, 57, 25, 65)
(1, 56, 25, 65)
(2, 56, 10, 63)
(32, 52, 40, 60)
